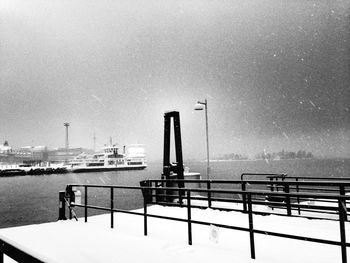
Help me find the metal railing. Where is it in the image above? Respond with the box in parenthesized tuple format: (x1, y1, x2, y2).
(59, 181, 350, 263)
(0, 239, 44, 263)
(145, 178, 350, 220)
(267, 175, 350, 218)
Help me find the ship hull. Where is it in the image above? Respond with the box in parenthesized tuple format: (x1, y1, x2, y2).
(0, 166, 68, 176)
(70, 165, 147, 173)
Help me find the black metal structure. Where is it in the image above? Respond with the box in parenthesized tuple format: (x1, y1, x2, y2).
(162, 111, 184, 186)
(59, 179, 350, 263)
(146, 177, 350, 220)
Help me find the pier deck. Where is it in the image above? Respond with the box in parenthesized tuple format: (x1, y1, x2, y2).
(0, 205, 348, 263)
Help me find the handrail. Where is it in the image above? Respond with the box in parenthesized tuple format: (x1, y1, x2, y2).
(0, 238, 44, 263)
(241, 173, 287, 181)
(60, 181, 349, 263)
(143, 178, 349, 218)
(69, 180, 350, 188)
(142, 179, 350, 186)
(267, 175, 350, 180)
(67, 184, 350, 200)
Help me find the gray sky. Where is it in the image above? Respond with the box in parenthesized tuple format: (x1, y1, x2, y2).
(0, 0, 349, 160)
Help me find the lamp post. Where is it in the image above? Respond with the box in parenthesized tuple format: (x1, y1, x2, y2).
(194, 99, 210, 180)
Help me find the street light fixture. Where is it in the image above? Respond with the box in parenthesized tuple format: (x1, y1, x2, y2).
(194, 99, 210, 180)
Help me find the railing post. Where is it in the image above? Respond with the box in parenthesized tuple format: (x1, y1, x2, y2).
(187, 190, 192, 245)
(178, 188, 183, 206)
(247, 193, 255, 259)
(58, 191, 67, 220)
(284, 184, 291, 216)
(339, 186, 348, 221)
(65, 185, 74, 220)
(281, 177, 285, 192)
(178, 180, 185, 206)
(242, 181, 247, 213)
(296, 178, 300, 215)
(269, 177, 274, 192)
(0, 240, 4, 263)
(338, 197, 347, 263)
(110, 187, 114, 229)
(140, 180, 152, 204)
(84, 186, 88, 223)
(144, 194, 148, 236)
(207, 181, 212, 208)
(269, 177, 275, 211)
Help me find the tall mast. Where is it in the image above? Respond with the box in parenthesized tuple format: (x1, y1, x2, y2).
(64, 123, 70, 150)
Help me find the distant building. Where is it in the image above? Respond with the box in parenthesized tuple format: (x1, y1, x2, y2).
(0, 141, 92, 164)
(19, 146, 48, 163)
(47, 148, 88, 163)
(0, 141, 12, 154)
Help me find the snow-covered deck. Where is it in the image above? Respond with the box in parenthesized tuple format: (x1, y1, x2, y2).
(0, 205, 349, 263)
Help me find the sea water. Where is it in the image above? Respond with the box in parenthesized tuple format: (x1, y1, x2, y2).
(0, 159, 349, 229)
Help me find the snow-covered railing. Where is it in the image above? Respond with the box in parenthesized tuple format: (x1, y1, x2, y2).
(267, 174, 350, 217)
(146, 177, 350, 221)
(59, 182, 350, 263)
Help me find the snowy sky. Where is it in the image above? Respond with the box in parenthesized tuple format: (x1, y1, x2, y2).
(0, 0, 349, 160)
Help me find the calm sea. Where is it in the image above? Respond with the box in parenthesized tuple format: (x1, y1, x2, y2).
(0, 158, 349, 229)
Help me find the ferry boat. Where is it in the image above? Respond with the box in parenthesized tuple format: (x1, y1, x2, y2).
(67, 144, 147, 173)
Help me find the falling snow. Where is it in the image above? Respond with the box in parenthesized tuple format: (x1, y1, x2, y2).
(0, 0, 348, 159)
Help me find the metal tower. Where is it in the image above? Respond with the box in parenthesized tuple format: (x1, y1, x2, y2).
(64, 123, 70, 150)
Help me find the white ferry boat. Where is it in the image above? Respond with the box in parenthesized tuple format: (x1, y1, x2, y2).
(67, 144, 147, 173)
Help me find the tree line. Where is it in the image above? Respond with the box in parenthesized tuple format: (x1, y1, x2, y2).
(256, 149, 314, 160)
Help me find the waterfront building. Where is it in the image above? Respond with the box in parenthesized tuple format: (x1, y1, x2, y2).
(47, 148, 91, 163)
(0, 141, 91, 164)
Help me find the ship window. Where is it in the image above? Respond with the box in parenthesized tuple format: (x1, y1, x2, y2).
(87, 163, 104, 167)
(128, 162, 142, 165)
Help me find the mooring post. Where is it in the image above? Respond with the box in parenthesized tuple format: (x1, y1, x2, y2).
(58, 191, 66, 220)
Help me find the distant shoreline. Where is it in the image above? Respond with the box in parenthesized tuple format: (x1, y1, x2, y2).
(196, 157, 350, 163)
(148, 157, 350, 164)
